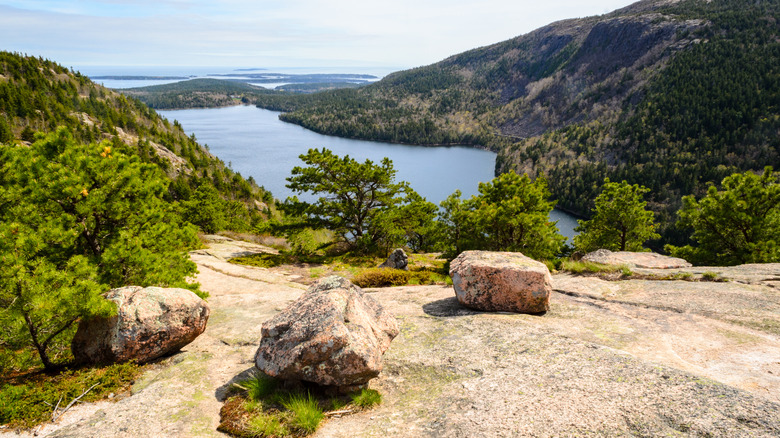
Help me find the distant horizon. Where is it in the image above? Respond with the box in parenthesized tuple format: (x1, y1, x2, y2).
(75, 64, 402, 79)
(1, 0, 637, 73)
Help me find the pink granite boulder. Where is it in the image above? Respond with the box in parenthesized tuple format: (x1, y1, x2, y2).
(449, 250, 552, 313)
(254, 276, 399, 389)
(582, 249, 692, 269)
(72, 286, 210, 364)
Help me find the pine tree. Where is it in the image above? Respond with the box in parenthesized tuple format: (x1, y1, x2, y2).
(0, 128, 200, 370)
(574, 178, 660, 252)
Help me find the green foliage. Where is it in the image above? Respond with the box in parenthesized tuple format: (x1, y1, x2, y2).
(283, 148, 436, 254)
(0, 361, 141, 429)
(281, 392, 325, 434)
(0, 128, 200, 370)
(667, 167, 780, 265)
(700, 271, 725, 282)
(181, 184, 229, 233)
(246, 412, 290, 437)
(573, 179, 660, 252)
(351, 268, 448, 288)
(352, 269, 412, 288)
(560, 260, 631, 276)
(349, 388, 382, 408)
(222, 375, 384, 437)
(237, 372, 279, 402)
(439, 171, 565, 260)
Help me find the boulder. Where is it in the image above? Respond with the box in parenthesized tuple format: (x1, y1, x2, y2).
(72, 286, 210, 365)
(379, 248, 409, 270)
(449, 251, 552, 314)
(582, 249, 692, 269)
(255, 276, 399, 389)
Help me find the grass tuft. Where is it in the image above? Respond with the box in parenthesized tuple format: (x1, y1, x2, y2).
(220, 373, 385, 437)
(281, 392, 324, 433)
(561, 260, 632, 276)
(701, 271, 727, 282)
(236, 372, 279, 402)
(349, 388, 382, 408)
(246, 412, 290, 437)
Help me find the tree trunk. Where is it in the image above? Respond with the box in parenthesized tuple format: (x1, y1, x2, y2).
(23, 312, 55, 371)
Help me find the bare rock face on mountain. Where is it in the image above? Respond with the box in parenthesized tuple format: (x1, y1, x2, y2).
(379, 248, 409, 270)
(449, 251, 552, 313)
(254, 276, 399, 390)
(72, 286, 210, 365)
(582, 249, 692, 269)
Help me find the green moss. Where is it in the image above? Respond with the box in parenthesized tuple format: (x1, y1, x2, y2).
(0, 361, 142, 429)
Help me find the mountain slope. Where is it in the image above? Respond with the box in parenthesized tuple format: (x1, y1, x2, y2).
(254, 0, 780, 245)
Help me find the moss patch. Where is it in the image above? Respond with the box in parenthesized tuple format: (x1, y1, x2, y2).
(0, 361, 142, 430)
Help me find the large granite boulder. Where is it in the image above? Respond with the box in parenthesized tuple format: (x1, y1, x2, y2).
(379, 248, 409, 270)
(72, 286, 210, 365)
(582, 249, 692, 269)
(255, 276, 399, 389)
(450, 251, 552, 314)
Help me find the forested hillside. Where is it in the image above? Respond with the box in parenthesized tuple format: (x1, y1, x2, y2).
(123, 77, 371, 110)
(121, 78, 267, 109)
(252, 0, 780, 246)
(0, 52, 272, 231)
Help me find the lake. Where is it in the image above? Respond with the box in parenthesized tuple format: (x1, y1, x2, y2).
(157, 105, 579, 239)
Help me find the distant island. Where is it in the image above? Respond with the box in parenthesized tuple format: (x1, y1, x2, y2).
(91, 75, 192, 80)
(208, 73, 378, 84)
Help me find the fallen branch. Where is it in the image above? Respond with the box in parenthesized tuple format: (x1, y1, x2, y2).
(50, 396, 63, 420)
(324, 408, 356, 417)
(51, 383, 99, 422)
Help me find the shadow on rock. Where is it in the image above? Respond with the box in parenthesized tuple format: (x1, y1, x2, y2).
(216, 366, 257, 402)
(422, 297, 480, 317)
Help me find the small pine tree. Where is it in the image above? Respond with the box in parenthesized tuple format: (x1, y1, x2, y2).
(439, 171, 565, 260)
(666, 167, 780, 265)
(574, 178, 660, 252)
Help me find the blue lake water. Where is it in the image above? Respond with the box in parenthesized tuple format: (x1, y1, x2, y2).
(157, 105, 579, 239)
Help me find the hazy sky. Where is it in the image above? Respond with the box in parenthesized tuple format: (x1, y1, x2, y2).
(1, 0, 637, 72)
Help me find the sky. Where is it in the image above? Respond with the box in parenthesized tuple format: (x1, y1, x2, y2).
(1, 0, 638, 73)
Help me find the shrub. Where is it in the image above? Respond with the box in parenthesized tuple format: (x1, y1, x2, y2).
(352, 269, 411, 288)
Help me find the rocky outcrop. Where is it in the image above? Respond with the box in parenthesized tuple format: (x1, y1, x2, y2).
(71, 286, 210, 365)
(449, 251, 552, 313)
(582, 249, 692, 269)
(254, 276, 399, 389)
(379, 248, 409, 270)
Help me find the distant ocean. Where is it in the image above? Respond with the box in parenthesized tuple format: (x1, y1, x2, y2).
(80, 65, 399, 89)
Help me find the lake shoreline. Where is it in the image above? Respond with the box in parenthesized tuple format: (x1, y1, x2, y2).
(158, 105, 579, 239)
